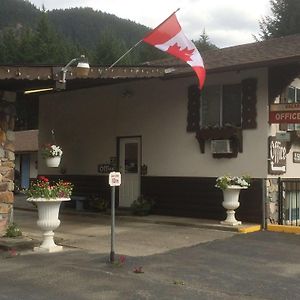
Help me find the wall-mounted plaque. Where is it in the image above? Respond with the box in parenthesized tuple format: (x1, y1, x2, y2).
(293, 152, 300, 163)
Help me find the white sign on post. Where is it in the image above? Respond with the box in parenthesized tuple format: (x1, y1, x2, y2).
(109, 172, 121, 186)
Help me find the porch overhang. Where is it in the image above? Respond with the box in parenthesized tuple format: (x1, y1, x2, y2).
(0, 65, 167, 93)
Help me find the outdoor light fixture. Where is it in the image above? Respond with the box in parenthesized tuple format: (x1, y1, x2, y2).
(56, 55, 90, 90)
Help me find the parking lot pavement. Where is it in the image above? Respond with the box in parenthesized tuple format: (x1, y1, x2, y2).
(1, 231, 300, 300)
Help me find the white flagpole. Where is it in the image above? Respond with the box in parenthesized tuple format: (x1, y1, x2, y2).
(108, 40, 143, 69)
(108, 8, 180, 69)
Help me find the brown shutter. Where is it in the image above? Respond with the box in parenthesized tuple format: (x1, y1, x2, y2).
(242, 78, 257, 129)
(187, 85, 201, 132)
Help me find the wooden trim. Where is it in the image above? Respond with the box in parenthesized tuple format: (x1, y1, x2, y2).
(187, 85, 201, 132)
(141, 176, 263, 223)
(195, 127, 243, 157)
(242, 78, 257, 129)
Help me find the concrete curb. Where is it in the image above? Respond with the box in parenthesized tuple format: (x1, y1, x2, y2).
(0, 236, 37, 251)
(267, 224, 300, 234)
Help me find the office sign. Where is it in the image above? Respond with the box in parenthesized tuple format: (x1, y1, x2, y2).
(269, 103, 300, 124)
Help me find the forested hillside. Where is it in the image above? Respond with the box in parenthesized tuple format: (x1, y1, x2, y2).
(0, 0, 40, 29)
(0, 0, 216, 65)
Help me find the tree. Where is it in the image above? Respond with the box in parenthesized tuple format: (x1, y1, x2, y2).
(94, 30, 131, 65)
(0, 29, 19, 64)
(193, 29, 218, 52)
(258, 0, 300, 39)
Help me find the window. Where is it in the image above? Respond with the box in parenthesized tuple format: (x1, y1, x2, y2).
(201, 84, 242, 128)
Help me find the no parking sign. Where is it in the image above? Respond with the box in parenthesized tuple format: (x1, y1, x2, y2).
(109, 172, 121, 186)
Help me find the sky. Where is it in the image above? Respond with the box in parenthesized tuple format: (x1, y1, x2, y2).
(28, 0, 272, 48)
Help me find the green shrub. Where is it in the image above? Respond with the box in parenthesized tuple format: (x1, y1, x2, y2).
(130, 195, 154, 216)
(89, 196, 108, 212)
(5, 223, 22, 238)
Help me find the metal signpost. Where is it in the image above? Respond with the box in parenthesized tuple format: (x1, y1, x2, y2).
(108, 172, 121, 263)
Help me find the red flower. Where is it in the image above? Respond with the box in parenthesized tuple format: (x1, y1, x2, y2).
(38, 176, 49, 182)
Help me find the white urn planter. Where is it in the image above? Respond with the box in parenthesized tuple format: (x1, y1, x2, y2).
(220, 185, 247, 226)
(45, 156, 61, 168)
(27, 197, 70, 252)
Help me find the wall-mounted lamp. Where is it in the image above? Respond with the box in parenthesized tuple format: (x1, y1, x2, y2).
(56, 55, 90, 90)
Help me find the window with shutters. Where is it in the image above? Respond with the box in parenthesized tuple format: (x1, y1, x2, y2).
(201, 84, 242, 128)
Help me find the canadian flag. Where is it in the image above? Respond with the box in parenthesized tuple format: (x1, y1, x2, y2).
(143, 13, 206, 90)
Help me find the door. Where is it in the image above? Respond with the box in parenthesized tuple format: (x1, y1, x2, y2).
(119, 137, 141, 207)
(20, 154, 30, 189)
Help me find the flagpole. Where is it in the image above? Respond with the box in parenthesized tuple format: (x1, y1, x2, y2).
(108, 39, 143, 69)
(108, 8, 180, 69)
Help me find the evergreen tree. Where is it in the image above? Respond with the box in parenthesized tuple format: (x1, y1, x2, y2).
(259, 0, 300, 39)
(95, 30, 131, 65)
(193, 30, 218, 52)
(1, 29, 19, 63)
(18, 28, 35, 63)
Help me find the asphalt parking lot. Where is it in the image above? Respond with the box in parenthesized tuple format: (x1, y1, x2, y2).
(1, 225, 300, 299)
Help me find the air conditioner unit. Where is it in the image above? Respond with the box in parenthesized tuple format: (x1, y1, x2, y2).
(211, 139, 232, 154)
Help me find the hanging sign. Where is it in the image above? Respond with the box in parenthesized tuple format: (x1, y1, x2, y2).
(268, 137, 287, 175)
(109, 172, 121, 186)
(269, 103, 300, 124)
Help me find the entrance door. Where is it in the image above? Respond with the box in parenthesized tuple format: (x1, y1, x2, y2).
(119, 137, 141, 207)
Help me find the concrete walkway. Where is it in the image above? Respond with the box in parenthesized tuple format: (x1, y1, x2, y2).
(6, 194, 261, 256)
(11, 209, 236, 256)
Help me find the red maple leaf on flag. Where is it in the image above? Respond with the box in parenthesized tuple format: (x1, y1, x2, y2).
(167, 43, 195, 62)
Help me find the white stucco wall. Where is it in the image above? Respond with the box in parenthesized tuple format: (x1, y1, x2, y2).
(39, 67, 270, 178)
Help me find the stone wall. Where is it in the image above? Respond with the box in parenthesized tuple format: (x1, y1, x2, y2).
(266, 178, 279, 224)
(0, 91, 15, 235)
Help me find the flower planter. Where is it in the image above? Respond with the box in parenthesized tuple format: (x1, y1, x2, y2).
(27, 197, 70, 252)
(45, 156, 61, 168)
(220, 185, 247, 226)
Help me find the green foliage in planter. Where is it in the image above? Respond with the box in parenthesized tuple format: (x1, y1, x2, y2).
(4, 223, 22, 238)
(88, 196, 109, 212)
(130, 195, 154, 216)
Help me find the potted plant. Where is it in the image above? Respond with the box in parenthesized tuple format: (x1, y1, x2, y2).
(41, 144, 63, 167)
(215, 175, 251, 225)
(130, 195, 154, 216)
(26, 176, 73, 252)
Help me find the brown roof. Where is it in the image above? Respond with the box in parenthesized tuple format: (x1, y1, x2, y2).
(146, 34, 300, 74)
(15, 130, 38, 152)
(1, 34, 300, 92)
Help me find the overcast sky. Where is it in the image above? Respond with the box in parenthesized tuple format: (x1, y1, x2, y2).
(28, 0, 272, 48)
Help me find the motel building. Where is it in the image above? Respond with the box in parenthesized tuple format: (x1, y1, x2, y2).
(1, 34, 300, 230)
